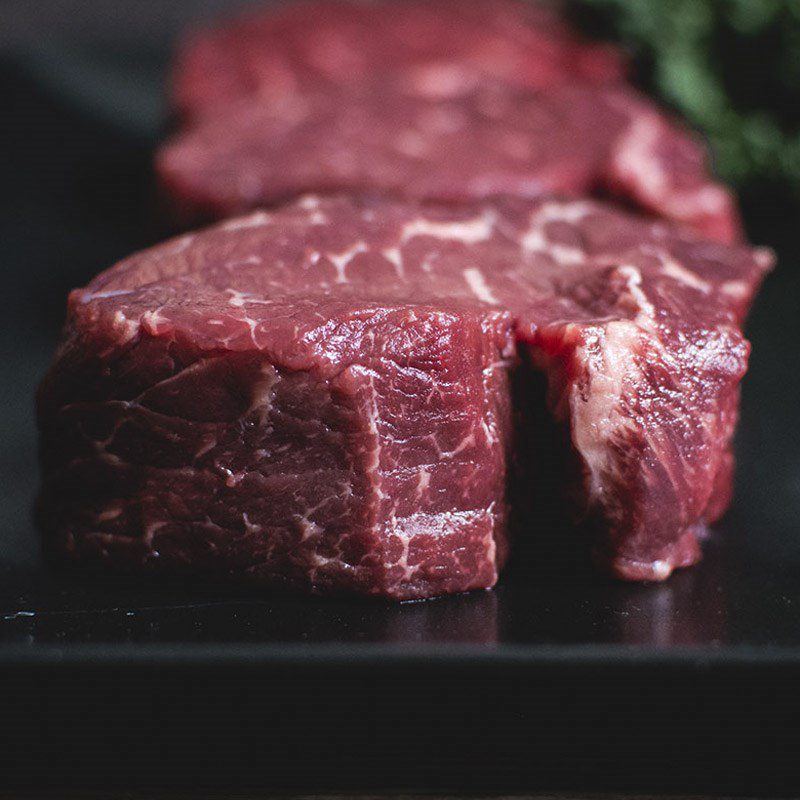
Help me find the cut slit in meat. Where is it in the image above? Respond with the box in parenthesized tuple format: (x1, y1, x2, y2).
(37, 195, 771, 599)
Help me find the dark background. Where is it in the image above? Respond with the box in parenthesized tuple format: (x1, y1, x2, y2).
(1, 1, 800, 794)
(570, 0, 800, 203)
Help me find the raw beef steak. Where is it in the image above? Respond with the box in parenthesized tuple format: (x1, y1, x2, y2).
(38, 195, 770, 598)
(158, 80, 739, 243)
(170, 0, 625, 122)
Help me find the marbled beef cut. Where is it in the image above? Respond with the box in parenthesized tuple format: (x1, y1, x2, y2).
(37, 195, 770, 598)
(170, 0, 625, 122)
(160, 0, 739, 242)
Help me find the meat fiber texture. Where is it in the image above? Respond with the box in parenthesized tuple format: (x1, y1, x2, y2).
(37, 195, 771, 599)
(160, 0, 740, 243)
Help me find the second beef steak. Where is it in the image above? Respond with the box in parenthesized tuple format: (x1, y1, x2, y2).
(159, 80, 740, 244)
(161, 0, 739, 242)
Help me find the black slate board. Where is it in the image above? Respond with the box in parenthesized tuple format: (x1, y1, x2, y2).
(1, 13, 800, 795)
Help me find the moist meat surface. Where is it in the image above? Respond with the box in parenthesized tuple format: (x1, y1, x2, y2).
(170, 0, 625, 121)
(38, 195, 770, 598)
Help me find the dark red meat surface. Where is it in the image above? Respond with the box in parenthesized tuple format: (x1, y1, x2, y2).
(170, 0, 625, 121)
(38, 195, 770, 598)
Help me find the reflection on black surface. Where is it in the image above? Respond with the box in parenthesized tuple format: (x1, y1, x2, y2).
(0, 516, 799, 649)
(0, 565, 501, 646)
(382, 591, 498, 644)
(610, 539, 728, 647)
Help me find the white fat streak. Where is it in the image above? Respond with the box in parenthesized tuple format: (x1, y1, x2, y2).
(419, 254, 437, 273)
(221, 211, 272, 230)
(391, 524, 413, 577)
(112, 310, 139, 344)
(226, 288, 273, 307)
(432, 430, 476, 460)
(349, 366, 386, 503)
(382, 247, 405, 279)
(247, 363, 278, 419)
(406, 62, 476, 98)
(536, 200, 595, 224)
(522, 228, 584, 265)
(243, 315, 260, 347)
(162, 233, 195, 255)
(615, 265, 657, 324)
(612, 113, 666, 198)
(720, 280, 749, 300)
(194, 436, 218, 460)
(480, 418, 496, 446)
(327, 241, 369, 284)
(659, 257, 712, 293)
(521, 201, 592, 264)
(96, 506, 122, 522)
(630, 243, 720, 307)
(570, 316, 690, 530)
(414, 468, 431, 499)
(242, 512, 262, 534)
(754, 247, 774, 270)
(141, 308, 170, 334)
(225, 255, 262, 268)
(572, 321, 642, 506)
(613, 112, 730, 216)
(296, 517, 323, 543)
(383, 507, 499, 586)
(400, 210, 495, 245)
(462, 267, 499, 305)
(613, 267, 677, 368)
(648, 560, 673, 580)
(658, 184, 732, 218)
(143, 520, 167, 546)
(364, 381, 385, 499)
(298, 196, 329, 224)
(80, 288, 134, 304)
(293, 495, 339, 562)
(676, 184, 729, 214)
(485, 504, 498, 574)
